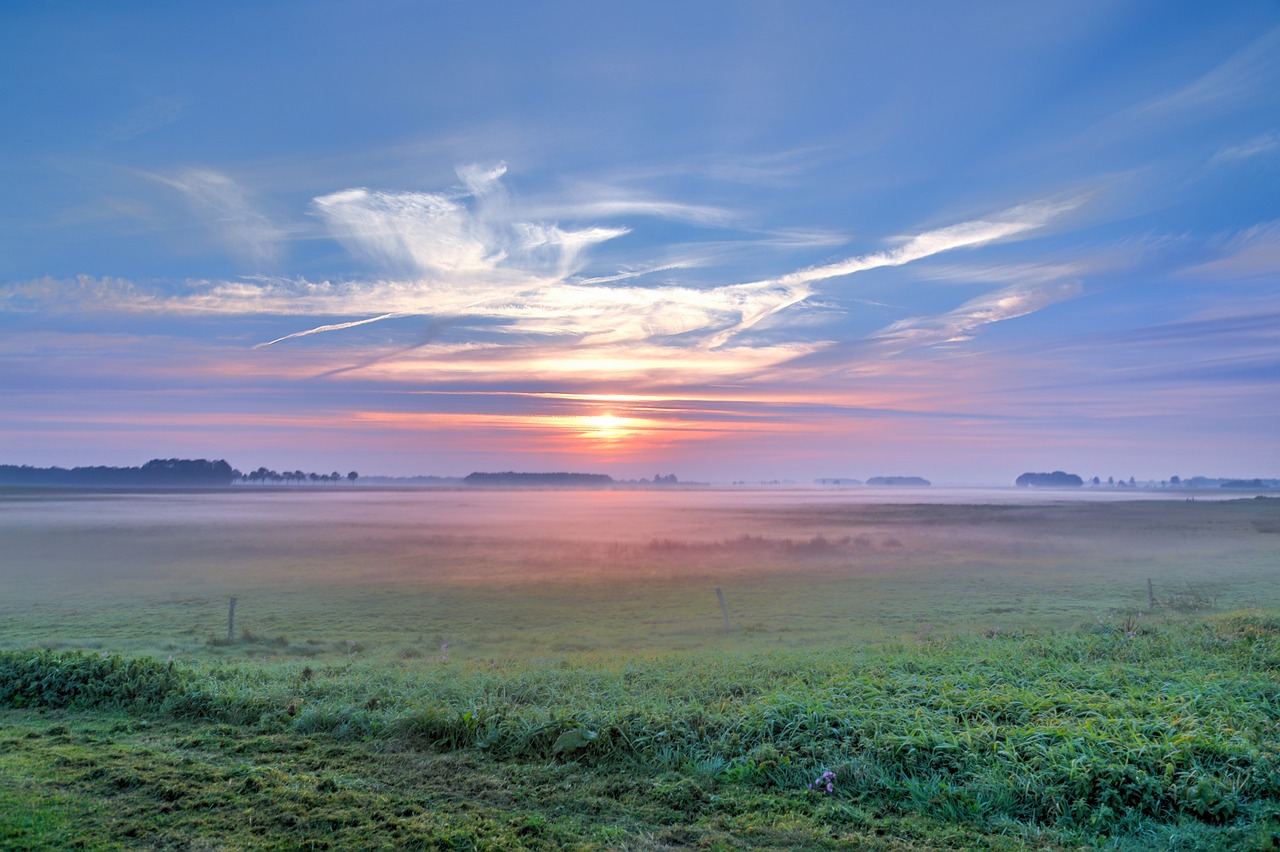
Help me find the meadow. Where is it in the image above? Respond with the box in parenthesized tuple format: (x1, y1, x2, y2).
(2, 487, 1279, 849)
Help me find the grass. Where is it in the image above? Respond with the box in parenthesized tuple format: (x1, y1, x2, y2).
(4, 492, 1278, 664)
(6, 611, 1280, 848)
(3, 489, 1280, 848)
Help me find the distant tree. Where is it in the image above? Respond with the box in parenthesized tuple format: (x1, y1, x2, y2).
(1091, 476, 1101, 486)
(1015, 471, 1083, 488)
(347, 471, 359, 484)
(309, 472, 320, 484)
(1171, 475, 1181, 486)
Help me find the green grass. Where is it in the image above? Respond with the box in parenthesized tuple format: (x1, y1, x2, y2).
(4, 491, 1280, 847)
(6, 611, 1280, 849)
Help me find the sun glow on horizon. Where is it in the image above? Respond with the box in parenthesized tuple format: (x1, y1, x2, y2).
(576, 413, 639, 445)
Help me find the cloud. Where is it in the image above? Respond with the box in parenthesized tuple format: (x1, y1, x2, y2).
(513, 223, 631, 277)
(870, 279, 1083, 347)
(103, 95, 188, 143)
(777, 271, 1083, 377)
(280, 194, 1077, 352)
(3, 162, 1086, 393)
(766, 198, 1079, 290)
(1211, 132, 1279, 163)
(313, 187, 501, 276)
(255, 312, 412, 348)
(158, 168, 285, 267)
(698, 197, 1080, 347)
(532, 197, 736, 227)
(1184, 221, 1280, 280)
(1133, 27, 1280, 118)
(456, 161, 508, 196)
(312, 166, 634, 281)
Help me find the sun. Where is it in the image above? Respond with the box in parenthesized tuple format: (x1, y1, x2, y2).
(579, 413, 634, 443)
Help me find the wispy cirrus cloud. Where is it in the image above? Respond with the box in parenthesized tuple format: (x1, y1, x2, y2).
(1210, 131, 1279, 163)
(1131, 27, 1280, 120)
(156, 168, 287, 267)
(252, 191, 1077, 354)
(766, 198, 1080, 289)
(2, 163, 1085, 391)
(1182, 220, 1280, 280)
(870, 279, 1083, 347)
(103, 95, 188, 143)
(699, 197, 1081, 348)
(312, 162, 633, 281)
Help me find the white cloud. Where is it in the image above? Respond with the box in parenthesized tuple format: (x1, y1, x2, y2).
(1132, 27, 1280, 119)
(698, 198, 1080, 347)
(313, 187, 502, 276)
(456, 161, 508, 195)
(513, 223, 631, 277)
(1210, 132, 1279, 163)
(159, 168, 285, 267)
(1184, 221, 1280, 279)
(767, 198, 1079, 290)
(872, 280, 1083, 346)
(4, 162, 1086, 385)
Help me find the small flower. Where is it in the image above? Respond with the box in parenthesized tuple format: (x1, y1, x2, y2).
(810, 770, 837, 793)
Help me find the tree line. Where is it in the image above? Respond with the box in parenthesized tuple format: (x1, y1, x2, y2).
(0, 459, 237, 487)
(0, 459, 359, 488)
(241, 468, 358, 485)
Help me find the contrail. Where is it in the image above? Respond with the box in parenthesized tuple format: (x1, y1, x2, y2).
(254, 312, 409, 348)
(310, 318, 457, 379)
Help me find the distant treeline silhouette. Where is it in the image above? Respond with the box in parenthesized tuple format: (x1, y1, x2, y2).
(1016, 471, 1084, 487)
(464, 472, 614, 487)
(0, 458, 236, 487)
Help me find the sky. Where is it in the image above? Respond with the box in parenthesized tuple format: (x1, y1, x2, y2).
(2, 1, 1278, 484)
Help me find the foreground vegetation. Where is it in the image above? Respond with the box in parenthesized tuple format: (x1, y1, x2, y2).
(6, 611, 1280, 849)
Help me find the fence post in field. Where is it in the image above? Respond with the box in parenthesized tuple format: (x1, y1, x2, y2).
(1147, 579, 1156, 609)
(228, 596, 238, 641)
(716, 587, 732, 629)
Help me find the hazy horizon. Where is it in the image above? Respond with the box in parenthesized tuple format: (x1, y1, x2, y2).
(3, 4, 1277, 480)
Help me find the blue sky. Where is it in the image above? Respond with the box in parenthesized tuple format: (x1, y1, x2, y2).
(2, 1, 1278, 483)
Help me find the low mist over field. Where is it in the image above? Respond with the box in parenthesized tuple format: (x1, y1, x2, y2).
(4, 488, 1276, 660)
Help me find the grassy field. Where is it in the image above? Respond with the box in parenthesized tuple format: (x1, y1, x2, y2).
(2, 489, 1279, 848)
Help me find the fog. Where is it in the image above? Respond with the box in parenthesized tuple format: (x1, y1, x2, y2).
(2, 488, 1276, 659)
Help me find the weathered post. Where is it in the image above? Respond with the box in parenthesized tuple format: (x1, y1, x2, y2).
(1147, 579, 1156, 609)
(715, 587, 731, 629)
(228, 596, 238, 642)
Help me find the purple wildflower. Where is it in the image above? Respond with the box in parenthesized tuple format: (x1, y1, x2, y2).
(810, 770, 837, 793)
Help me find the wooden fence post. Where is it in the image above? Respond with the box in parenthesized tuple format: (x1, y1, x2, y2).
(715, 587, 731, 629)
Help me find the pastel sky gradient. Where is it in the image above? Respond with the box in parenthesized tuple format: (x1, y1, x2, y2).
(2, 1, 1278, 483)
